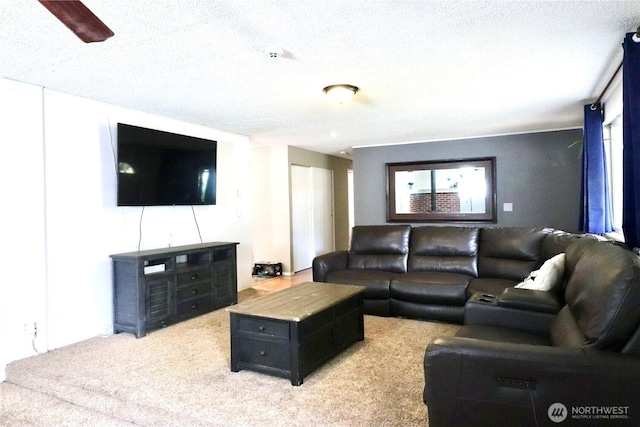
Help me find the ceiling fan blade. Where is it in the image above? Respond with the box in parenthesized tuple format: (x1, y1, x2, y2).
(38, 0, 114, 43)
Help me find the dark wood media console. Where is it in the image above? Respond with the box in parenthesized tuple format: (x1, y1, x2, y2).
(111, 242, 238, 338)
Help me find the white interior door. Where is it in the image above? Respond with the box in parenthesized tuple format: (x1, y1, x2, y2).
(292, 165, 313, 272)
(291, 165, 335, 272)
(312, 167, 334, 256)
(348, 169, 354, 243)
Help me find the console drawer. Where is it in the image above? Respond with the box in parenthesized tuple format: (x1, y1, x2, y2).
(176, 294, 212, 316)
(176, 281, 212, 301)
(237, 317, 290, 339)
(177, 268, 211, 286)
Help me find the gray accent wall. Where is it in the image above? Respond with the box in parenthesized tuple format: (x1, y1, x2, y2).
(352, 129, 583, 232)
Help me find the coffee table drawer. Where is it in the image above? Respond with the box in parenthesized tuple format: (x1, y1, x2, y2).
(237, 338, 290, 371)
(237, 317, 290, 339)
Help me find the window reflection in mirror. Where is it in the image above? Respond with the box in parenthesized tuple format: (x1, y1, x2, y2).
(387, 157, 496, 222)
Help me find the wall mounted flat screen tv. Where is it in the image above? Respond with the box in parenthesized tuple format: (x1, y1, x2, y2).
(117, 123, 217, 206)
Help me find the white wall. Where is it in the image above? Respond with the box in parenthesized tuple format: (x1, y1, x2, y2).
(250, 145, 292, 273)
(0, 79, 47, 378)
(1, 78, 253, 375)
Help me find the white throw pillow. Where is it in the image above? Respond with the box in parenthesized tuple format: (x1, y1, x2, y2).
(515, 253, 566, 292)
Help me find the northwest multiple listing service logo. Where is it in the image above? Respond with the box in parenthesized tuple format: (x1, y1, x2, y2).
(548, 402, 630, 423)
(548, 403, 568, 423)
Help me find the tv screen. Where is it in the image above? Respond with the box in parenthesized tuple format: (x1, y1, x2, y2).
(117, 123, 217, 206)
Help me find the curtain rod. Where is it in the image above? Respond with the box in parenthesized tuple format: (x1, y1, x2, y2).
(591, 62, 623, 109)
(591, 26, 640, 110)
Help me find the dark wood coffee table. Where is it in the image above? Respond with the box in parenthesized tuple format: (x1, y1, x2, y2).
(227, 281, 366, 385)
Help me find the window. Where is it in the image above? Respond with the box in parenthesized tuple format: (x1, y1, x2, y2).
(602, 71, 624, 240)
(605, 117, 623, 234)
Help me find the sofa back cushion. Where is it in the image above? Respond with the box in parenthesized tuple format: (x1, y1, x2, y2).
(477, 227, 552, 281)
(408, 226, 479, 276)
(541, 230, 591, 260)
(559, 241, 640, 353)
(348, 225, 411, 273)
(563, 237, 599, 285)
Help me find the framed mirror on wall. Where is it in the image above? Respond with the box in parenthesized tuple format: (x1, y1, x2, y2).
(387, 157, 496, 222)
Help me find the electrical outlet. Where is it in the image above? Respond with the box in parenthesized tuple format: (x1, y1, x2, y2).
(21, 321, 36, 336)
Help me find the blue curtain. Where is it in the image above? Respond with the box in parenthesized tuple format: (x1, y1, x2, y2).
(580, 102, 613, 234)
(623, 32, 640, 248)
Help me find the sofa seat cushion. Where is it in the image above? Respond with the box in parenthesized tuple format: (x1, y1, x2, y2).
(467, 277, 518, 298)
(324, 269, 399, 299)
(390, 272, 471, 304)
(391, 300, 465, 323)
(456, 325, 551, 346)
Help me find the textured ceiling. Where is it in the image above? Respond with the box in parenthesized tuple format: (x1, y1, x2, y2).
(1, 1, 639, 155)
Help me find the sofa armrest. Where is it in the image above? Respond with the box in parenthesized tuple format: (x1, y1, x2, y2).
(465, 293, 556, 336)
(312, 251, 348, 282)
(497, 287, 563, 314)
(424, 337, 640, 427)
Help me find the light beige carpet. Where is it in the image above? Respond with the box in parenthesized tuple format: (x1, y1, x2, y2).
(3, 304, 458, 426)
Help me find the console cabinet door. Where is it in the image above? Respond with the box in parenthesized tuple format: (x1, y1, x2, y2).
(145, 276, 174, 328)
(213, 259, 237, 306)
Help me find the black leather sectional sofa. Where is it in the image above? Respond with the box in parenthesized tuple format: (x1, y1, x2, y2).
(313, 225, 640, 426)
(312, 225, 586, 323)
(424, 234, 640, 426)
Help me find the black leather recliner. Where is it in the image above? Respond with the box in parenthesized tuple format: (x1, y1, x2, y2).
(423, 240, 640, 426)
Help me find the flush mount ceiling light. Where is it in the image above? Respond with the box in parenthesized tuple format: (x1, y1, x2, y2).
(323, 84, 358, 103)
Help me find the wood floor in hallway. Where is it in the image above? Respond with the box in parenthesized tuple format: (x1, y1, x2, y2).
(239, 268, 313, 301)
